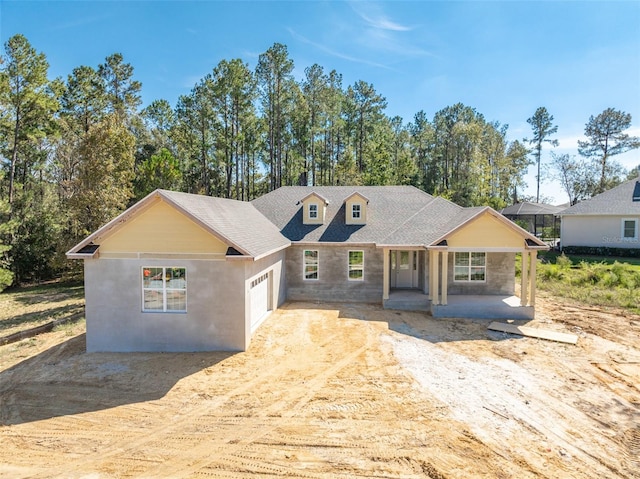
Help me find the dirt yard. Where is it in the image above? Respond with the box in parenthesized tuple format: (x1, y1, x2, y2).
(0, 292, 638, 478)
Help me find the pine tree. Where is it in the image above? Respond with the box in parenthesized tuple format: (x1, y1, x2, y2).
(578, 108, 640, 194)
(525, 107, 558, 203)
(0, 34, 59, 209)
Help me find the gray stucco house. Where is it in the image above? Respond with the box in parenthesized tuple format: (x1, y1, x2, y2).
(68, 186, 547, 352)
(559, 176, 640, 252)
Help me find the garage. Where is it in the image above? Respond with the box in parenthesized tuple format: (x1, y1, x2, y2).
(250, 272, 271, 331)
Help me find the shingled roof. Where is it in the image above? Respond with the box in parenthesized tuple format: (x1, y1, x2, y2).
(558, 176, 640, 216)
(158, 190, 290, 258)
(500, 202, 564, 216)
(252, 185, 469, 246)
(67, 190, 290, 260)
(70, 185, 546, 259)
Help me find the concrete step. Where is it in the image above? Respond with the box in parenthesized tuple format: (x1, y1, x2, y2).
(383, 298, 430, 312)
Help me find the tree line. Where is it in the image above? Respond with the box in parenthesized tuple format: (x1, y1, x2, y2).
(1, 34, 638, 289)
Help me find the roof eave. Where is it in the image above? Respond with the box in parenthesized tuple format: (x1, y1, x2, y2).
(66, 189, 162, 256)
(343, 191, 370, 204)
(225, 255, 254, 261)
(428, 206, 548, 248)
(252, 242, 291, 261)
(300, 192, 329, 205)
(66, 251, 99, 260)
(375, 244, 426, 249)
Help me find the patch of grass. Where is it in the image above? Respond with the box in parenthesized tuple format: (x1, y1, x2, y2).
(14, 337, 38, 349)
(536, 254, 640, 314)
(0, 280, 85, 336)
(539, 251, 640, 268)
(53, 317, 86, 336)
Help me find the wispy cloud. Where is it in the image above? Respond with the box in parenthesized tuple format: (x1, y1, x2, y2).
(286, 1, 434, 71)
(287, 28, 395, 71)
(240, 49, 261, 61)
(349, 1, 413, 32)
(553, 134, 584, 151)
(49, 14, 112, 32)
(554, 126, 640, 151)
(346, 2, 434, 59)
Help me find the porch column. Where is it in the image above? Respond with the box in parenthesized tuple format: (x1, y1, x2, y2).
(520, 251, 529, 307)
(441, 251, 448, 305)
(382, 248, 390, 300)
(528, 250, 537, 306)
(427, 250, 434, 301)
(431, 250, 440, 305)
(423, 250, 428, 294)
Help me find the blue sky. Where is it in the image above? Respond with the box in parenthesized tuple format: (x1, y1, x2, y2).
(2, 0, 639, 203)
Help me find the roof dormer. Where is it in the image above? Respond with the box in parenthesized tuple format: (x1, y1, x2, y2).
(344, 192, 369, 225)
(301, 192, 328, 225)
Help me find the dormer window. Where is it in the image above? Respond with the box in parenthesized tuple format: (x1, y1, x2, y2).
(301, 192, 328, 225)
(344, 192, 368, 225)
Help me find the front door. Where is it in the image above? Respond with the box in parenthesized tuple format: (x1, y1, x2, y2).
(396, 251, 415, 288)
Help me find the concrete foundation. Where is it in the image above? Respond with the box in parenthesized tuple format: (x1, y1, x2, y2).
(432, 294, 534, 320)
(384, 290, 534, 320)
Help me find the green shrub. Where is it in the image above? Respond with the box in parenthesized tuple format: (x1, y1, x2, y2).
(540, 266, 564, 281)
(556, 253, 572, 270)
(601, 271, 619, 287)
(611, 261, 626, 277)
(536, 256, 640, 314)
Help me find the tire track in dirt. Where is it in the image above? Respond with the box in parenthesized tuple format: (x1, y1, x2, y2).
(4, 298, 636, 478)
(21, 312, 372, 478)
(135, 321, 378, 478)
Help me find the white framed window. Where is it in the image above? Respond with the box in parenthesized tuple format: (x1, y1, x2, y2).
(352, 204, 361, 219)
(142, 267, 187, 312)
(309, 203, 318, 219)
(303, 250, 319, 280)
(622, 219, 638, 240)
(348, 250, 364, 281)
(454, 252, 486, 282)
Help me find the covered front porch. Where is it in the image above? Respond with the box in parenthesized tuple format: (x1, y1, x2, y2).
(380, 246, 542, 321)
(383, 289, 535, 320)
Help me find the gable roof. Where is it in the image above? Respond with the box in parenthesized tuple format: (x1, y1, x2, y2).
(67, 190, 290, 260)
(343, 191, 370, 204)
(429, 206, 548, 249)
(559, 176, 640, 216)
(300, 191, 329, 204)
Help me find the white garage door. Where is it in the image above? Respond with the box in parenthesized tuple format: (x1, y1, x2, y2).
(250, 272, 270, 331)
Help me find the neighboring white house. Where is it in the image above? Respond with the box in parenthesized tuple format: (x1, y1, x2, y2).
(558, 176, 640, 251)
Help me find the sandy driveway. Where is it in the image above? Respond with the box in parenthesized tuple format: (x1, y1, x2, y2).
(0, 295, 638, 478)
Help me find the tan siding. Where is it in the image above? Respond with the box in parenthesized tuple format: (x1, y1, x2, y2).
(302, 194, 326, 224)
(99, 199, 229, 254)
(447, 212, 524, 248)
(345, 197, 367, 225)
